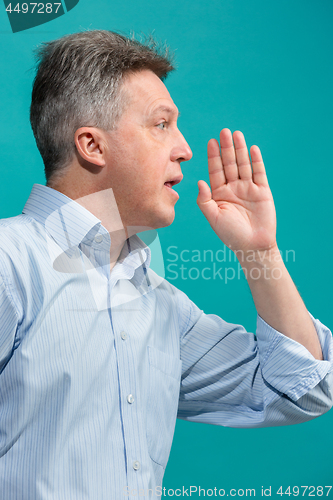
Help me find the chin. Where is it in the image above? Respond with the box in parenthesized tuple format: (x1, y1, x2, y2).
(126, 203, 176, 230)
(151, 209, 176, 229)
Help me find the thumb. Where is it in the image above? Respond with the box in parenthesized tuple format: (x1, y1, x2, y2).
(197, 180, 218, 226)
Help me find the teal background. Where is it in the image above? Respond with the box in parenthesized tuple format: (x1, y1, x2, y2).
(0, 0, 332, 496)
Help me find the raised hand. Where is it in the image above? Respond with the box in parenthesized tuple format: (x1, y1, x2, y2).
(197, 128, 277, 254)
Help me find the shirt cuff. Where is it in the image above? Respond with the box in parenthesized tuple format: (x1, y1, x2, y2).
(256, 313, 333, 401)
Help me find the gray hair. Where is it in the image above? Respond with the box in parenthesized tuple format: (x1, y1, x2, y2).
(29, 30, 174, 185)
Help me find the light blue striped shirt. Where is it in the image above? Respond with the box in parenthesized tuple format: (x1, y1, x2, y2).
(0, 183, 332, 499)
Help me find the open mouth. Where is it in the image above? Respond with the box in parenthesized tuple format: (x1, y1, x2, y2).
(164, 181, 175, 189)
(164, 174, 183, 190)
(164, 176, 183, 199)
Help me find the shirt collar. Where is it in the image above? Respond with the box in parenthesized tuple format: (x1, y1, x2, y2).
(22, 184, 101, 252)
(22, 184, 151, 283)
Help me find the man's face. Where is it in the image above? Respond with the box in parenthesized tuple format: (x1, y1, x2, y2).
(103, 70, 193, 230)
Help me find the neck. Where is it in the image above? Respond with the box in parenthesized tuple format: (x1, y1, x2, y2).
(51, 182, 129, 271)
(73, 188, 129, 272)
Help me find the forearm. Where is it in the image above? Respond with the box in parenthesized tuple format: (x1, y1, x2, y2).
(238, 245, 323, 360)
(199, 129, 324, 361)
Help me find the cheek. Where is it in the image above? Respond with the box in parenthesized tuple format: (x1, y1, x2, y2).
(109, 132, 168, 191)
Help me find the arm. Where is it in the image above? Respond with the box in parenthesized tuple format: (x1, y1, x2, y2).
(176, 287, 333, 427)
(0, 270, 19, 373)
(197, 128, 322, 360)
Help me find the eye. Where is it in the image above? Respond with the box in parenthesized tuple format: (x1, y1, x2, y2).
(156, 121, 167, 130)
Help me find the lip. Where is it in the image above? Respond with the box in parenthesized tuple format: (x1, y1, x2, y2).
(164, 173, 183, 187)
(164, 173, 183, 198)
(164, 183, 180, 199)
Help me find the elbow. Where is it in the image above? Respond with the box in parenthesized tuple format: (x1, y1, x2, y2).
(295, 370, 333, 418)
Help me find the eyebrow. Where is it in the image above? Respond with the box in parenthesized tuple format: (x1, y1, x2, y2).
(150, 105, 180, 118)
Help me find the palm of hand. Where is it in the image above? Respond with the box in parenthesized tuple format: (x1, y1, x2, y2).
(197, 129, 277, 253)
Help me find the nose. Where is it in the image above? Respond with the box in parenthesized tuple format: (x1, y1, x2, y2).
(171, 130, 193, 163)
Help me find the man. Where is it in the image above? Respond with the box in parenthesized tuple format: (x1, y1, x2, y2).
(0, 30, 332, 499)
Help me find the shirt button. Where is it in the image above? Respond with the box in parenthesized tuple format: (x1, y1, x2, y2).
(120, 331, 128, 340)
(133, 461, 140, 471)
(127, 394, 134, 404)
(94, 234, 103, 243)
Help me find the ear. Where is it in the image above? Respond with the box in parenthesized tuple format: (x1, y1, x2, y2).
(74, 127, 107, 167)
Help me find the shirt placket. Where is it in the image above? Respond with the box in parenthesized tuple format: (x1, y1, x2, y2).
(107, 267, 149, 494)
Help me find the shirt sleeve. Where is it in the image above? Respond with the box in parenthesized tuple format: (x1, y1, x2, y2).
(177, 291, 333, 428)
(0, 257, 19, 374)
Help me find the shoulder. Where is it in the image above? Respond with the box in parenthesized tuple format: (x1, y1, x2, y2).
(0, 214, 48, 282)
(0, 214, 46, 248)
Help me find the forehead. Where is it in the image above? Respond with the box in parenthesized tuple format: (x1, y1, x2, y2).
(121, 69, 178, 116)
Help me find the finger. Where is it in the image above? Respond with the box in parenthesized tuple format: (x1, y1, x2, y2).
(220, 128, 239, 182)
(250, 145, 268, 186)
(197, 180, 219, 225)
(233, 131, 252, 181)
(207, 138, 226, 191)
